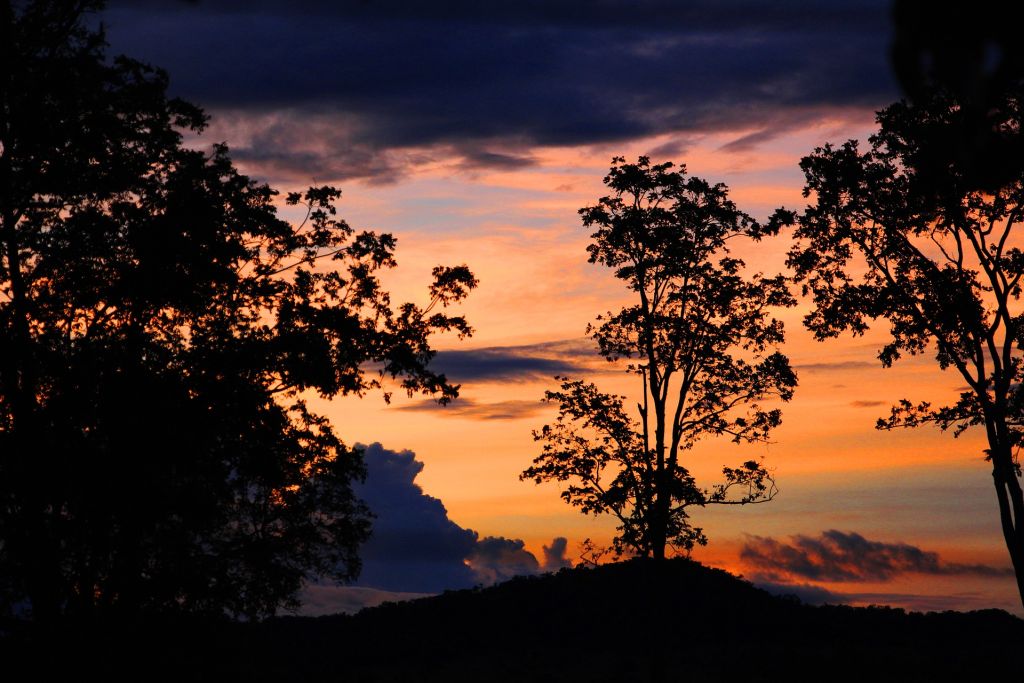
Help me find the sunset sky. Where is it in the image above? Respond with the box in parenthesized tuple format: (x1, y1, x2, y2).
(101, 0, 1020, 614)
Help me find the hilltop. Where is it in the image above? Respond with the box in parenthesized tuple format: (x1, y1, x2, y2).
(5, 558, 1021, 681)
(252, 558, 1022, 681)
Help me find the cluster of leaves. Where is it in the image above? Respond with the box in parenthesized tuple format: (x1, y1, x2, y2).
(523, 157, 795, 559)
(0, 1, 475, 620)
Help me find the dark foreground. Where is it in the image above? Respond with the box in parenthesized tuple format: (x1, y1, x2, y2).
(3, 559, 1021, 681)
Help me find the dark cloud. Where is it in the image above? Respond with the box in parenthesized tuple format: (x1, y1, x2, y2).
(850, 400, 887, 408)
(398, 397, 547, 420)
(427, 338, 596, 384)
(468, 536, 541, 585)
(111, 1, 888, 29)
(353, 443, 478, 592)
(741, 530, 1014, 582)
(339, 443, 569, 601)
(224, 117, 431, 186)
(100, 1, 896, 182)
(542, 537, 573, 571)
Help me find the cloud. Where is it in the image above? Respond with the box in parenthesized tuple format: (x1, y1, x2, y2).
(717, 110, 824, 153)
(741, 530, 1014, 582)
(468, 536, 541, 585)
(101, 1, 896, 182)
(398, 397, 546, 420)
(338, 443, 570, 603)
(850, 400, 887, 408)
(542, 537, 573, 571)
(222, 115, 431, 185)
(645, 137, 693, 160)
(427, 338, 596, 384)
(456, 149, 538, 171)
(353, 443, 479, 593)
(429, 349, 570, 383)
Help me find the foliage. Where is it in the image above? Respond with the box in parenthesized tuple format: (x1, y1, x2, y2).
(0, 1, 476, 620)
(523, 157, 796, 560)
(785, 88, 1024, 606)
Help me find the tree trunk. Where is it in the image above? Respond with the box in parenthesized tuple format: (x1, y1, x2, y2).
(992, 458, 1024, 608)
(651, 521, 666, 560)
(650, 389, 669, 560)
(649, 443, 671, 560)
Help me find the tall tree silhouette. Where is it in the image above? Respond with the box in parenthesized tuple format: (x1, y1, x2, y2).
(785, 88, 1024, 608)
(522, 157, 796, 560)
(0, 0, 476, 621)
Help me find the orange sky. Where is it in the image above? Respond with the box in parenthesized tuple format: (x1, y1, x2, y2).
(271, 109, 1021, 614)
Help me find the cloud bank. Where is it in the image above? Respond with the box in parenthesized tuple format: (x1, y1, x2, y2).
(741, 530, 1013, 583)
(348, 443, 479, 593)
(101, 0, 897, 182)
(302, 443, 570, 613)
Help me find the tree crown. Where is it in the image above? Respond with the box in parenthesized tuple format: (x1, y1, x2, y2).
(0, 1, 476, 621)
(524, 157, 795, 558)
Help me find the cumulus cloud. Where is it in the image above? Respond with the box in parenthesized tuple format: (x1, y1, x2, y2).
(101, 0, 896, 182)
(468, 536, 541, 585)
(353, 443, 479, 593)
(542, 537, 573, 571)
(336, 443, 570, 603)
(741, 530, 1013, 583)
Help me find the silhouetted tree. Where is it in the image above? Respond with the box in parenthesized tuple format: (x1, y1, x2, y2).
(522, 157, 796, 560)
(785, 88, 1024, 608)
(0, 0, 476, 621)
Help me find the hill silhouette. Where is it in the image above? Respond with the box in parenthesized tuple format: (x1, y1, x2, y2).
(4, 558, 1021, 681)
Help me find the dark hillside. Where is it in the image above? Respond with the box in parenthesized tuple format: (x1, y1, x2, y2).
(254, 559, 1022, 682)
(4, 558, 1021, 681)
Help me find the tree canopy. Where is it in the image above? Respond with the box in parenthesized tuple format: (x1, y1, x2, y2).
(0, 0, 476, 621)
(785, 88, 1024, 607)
(523, 157, 796, 560)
